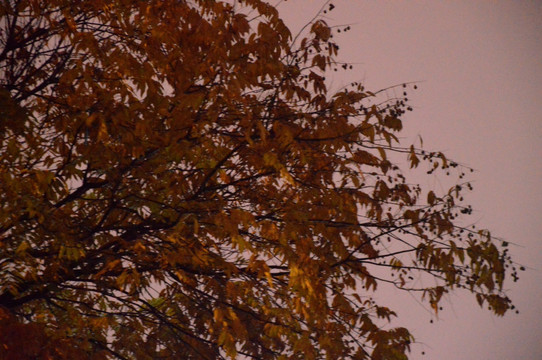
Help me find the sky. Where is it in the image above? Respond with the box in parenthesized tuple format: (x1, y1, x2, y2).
(278, 1, 542, 359)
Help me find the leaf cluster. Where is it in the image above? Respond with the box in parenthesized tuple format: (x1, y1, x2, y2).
(0, 1, 517, 359)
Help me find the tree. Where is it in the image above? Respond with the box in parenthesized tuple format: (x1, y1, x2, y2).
(0, 1, 519, 359)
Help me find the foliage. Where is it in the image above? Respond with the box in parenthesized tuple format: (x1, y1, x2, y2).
(0, 1, 518, 359)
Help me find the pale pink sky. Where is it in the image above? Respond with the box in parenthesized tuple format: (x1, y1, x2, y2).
(279, 1, 542, 359)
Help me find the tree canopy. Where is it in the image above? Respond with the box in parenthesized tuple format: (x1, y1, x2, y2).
(0, 1, 518, 359)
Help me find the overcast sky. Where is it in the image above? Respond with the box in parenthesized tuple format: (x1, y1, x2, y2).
(278, 1, 542, 359)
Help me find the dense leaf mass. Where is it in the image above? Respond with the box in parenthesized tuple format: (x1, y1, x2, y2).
(0, 1, 516, 359)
